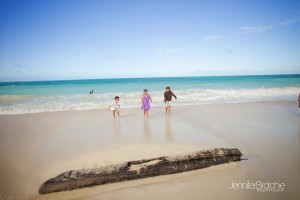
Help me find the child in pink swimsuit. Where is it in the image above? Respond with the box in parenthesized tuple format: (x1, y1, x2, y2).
(141, 89, 152, 117)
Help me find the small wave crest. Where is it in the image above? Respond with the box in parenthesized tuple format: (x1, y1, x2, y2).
(0, 87, 299, 114)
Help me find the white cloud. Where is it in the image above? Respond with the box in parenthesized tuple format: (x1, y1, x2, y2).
(103, 56, 128, 61)
(12, 64, 26, 68)
(279, 19, 300, 26)
(241, 25, 272, 33)
(103, 56, 117, 61)
(158, 37, 178, 44)
(156, 48, 184, 53)
(204, 35, 224, 41)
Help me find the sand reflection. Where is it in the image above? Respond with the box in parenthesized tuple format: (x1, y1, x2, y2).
(113, 118, 120, 139)
(165, 116, 173, 140)
(143, 118, 151, 140)
(298, 120, 300, 143)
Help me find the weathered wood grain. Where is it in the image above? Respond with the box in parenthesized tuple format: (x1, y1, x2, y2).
(39, 148, 243, 194)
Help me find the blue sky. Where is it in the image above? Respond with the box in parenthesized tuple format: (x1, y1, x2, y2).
(0, 0, 300, 81)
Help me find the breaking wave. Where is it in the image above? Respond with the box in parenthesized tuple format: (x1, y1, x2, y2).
(0, 87, 299, 114)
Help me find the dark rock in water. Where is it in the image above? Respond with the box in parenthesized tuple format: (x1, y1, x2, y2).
(39, 148, 243, 194)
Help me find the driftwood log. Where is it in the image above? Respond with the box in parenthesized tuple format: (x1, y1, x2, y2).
(39, 148, 242, 194)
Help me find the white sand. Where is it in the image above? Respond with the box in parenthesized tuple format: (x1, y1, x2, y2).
(0, 101, 299, 199)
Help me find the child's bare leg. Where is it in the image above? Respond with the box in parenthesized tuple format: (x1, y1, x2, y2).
(146, 110, 148, 118)
(112, 110, 116, 118)
(117, 110, 120, 117)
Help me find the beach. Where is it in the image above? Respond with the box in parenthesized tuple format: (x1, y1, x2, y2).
(0, 101, 299, 199)
(1, 0, 300, 198)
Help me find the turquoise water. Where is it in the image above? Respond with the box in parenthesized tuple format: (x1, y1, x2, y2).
(1, 74, 300, 95)
(0, 74, 299, 114)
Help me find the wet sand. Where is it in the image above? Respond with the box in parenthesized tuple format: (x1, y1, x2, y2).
(0, 101, 299, 199)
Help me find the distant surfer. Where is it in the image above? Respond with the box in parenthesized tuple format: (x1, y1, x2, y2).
(90, 89, 94, 94)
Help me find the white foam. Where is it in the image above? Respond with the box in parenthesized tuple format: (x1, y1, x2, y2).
(0, 87, 299, 114)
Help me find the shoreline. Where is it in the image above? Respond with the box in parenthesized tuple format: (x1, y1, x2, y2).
(0, 100, 297, 116)
(0, 100, 299, 199)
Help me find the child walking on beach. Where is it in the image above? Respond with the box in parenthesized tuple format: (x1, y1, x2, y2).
(108, 96, 120, 118)
(164, 86, 177, 115)
(141, 89, 152, 117)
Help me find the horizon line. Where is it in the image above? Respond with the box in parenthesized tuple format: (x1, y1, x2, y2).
(0, 73, 299, 83)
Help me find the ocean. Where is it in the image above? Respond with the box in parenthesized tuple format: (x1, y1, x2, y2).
(0, 74, 299, 114)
